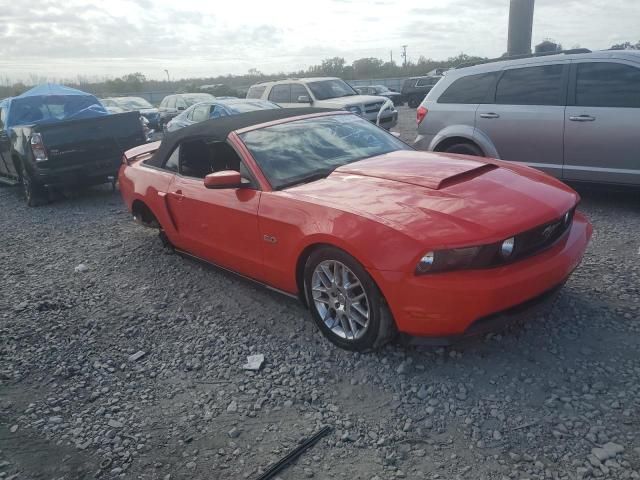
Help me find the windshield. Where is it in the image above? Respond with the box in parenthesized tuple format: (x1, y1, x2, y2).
(183, 94, 214, 106)
(375, 85, 390, 93)
(307, 79, 358, 100)
(115, 97, 153, 109)
(240, 114, 411, 189)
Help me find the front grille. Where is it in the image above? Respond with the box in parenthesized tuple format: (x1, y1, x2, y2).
(513, 213, 573, 260)
(364, 102, 384, 114)
(464, 208, 575, 270)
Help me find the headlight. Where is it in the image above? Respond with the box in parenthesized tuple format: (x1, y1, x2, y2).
(415, 246, 481, 274)
(345, 105, 363, 116)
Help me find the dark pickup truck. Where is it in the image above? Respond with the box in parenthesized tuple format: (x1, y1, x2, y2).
(0, 84, 146, 206)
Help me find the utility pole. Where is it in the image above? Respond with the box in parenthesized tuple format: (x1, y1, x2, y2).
(164, 69, 170, 82)
(390, 50, 393, 63)
(401, 45, 408, 67)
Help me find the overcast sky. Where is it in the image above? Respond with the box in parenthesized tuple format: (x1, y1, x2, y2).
(0, 0, 638, 83)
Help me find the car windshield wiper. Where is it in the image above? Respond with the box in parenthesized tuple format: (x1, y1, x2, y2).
(277, 168, 336, 190)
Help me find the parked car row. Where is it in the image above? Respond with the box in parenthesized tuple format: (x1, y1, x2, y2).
(414, 49, 640, 187)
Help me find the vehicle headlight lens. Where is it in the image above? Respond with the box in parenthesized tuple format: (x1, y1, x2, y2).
(500, 237, 515, 258)
(415, 246, 481, 275)
(345, 105, 363, 116)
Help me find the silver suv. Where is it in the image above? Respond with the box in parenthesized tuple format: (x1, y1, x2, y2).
(247, 77, 398, 129)
(414, 50, 640, 186)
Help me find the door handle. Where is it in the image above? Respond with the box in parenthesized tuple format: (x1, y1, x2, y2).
(569, 115, 595, 122)
(479, 113, 500, 119)
(169, 190, 185, 200)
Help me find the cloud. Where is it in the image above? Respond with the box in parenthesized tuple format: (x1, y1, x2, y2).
(0, 0, 638, 81)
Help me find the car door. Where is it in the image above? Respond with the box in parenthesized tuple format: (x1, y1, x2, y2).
(164, 139, 264, 279)
(0, 105, 14, 180)
(564, 60, 640, 185)
(476, 63, 568, 177)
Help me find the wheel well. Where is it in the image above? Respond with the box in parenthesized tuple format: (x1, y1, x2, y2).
(295, 243, 331, 307)
(132, 200, 159, 228)
(434, 136, 484, 155)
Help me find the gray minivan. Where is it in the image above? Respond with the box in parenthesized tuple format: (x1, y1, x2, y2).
(414, 50, 640, 186)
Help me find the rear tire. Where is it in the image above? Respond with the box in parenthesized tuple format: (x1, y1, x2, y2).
(304, 247, 395, 352)
(408, 96, 421, 108)
(443, 142, 484, 157)
(20, 166, 47, 207)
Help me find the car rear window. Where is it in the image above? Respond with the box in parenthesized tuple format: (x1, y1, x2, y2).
(495, 64, 564, 106)
(246, 85, 266, 99)
(575, 62, 640, 108)
(438, 72, 497, 104)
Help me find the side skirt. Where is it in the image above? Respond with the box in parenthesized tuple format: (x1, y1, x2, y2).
(174, 248, 301, 302)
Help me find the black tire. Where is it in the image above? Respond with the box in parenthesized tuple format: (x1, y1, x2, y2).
(20, 166, 47, 207)
(408, 96, 421, 108)
(159, 229, 174, 253)
(304, 246, 395, 352)
(443, 142, 484, 157)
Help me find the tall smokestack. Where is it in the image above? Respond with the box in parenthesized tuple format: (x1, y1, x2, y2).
(507, 0, 535, 56)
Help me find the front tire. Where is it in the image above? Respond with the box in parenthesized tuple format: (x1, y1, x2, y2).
(304, 247, 395, 352)
(443, 142, 484, 157)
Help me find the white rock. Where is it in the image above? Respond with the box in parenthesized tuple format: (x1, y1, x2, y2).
(74, 263, 89, 273)
(242, 354, 264, 371)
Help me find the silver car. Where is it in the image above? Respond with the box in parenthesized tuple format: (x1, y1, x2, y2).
(414, 49, 640, 186)
(165, 99, 279, 132)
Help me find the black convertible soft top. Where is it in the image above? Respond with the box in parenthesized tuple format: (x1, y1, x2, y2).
(147, 107, 338, 167)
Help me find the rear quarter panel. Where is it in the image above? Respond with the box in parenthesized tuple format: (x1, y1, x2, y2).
(119, 160, 175, 236)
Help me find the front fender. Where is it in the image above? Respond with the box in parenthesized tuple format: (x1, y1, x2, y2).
(429, 125, 500, 159)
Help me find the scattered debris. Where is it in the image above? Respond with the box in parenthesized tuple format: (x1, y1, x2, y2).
(254, 426, 332, 480)
(243, 354, 265, 371)
(128, 350, 147, 362)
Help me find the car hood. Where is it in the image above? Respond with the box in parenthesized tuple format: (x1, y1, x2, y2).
(316, 95, 390, 108)
(284, 150, 579, 248)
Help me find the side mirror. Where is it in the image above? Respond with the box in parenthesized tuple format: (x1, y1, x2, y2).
(204, 170, 242, 189)
(297, 95, 311, 103)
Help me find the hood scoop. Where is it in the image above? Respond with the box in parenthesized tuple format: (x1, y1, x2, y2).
(336, 151, 498, 190)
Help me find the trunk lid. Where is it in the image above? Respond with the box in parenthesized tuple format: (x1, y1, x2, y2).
(35, 112, 145, 169)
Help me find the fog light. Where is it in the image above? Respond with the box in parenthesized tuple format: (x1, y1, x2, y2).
(501, 237, 515, 258)
(416, 252, 435, 273)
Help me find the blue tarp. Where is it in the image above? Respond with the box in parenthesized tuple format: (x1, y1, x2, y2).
(4, 83, 108, 128)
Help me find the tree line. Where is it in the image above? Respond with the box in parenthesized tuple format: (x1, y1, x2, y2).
(1, 40, 638, 100)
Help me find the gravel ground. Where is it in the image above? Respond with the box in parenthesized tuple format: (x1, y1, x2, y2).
(1, 108, 640, 480)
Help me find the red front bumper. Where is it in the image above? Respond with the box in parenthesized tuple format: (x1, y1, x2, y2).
(370, 212, 592, 337)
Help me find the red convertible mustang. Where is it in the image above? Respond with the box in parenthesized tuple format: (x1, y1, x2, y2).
(119, 108, 592, 351)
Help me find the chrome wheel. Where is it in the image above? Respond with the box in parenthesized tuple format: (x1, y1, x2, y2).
(311, 260, 370, 340)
